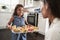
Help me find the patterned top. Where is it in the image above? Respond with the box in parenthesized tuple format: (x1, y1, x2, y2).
(12, 15, 25, 27)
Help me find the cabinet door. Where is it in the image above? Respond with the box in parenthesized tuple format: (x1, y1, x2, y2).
(24, 0, 33, 8)
(0, 0, 19, 12)
(38, 13, 46, 35)
(0, 12, 12, 29)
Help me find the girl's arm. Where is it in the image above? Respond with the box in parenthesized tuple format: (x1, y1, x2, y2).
(25, 20, 28, 25)
(8, 16, 14, 25)
(7, 16, 14, 29)
(25, 20, 33, 27)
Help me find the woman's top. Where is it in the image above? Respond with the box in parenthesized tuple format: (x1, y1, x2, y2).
(45, 18, 60, 40)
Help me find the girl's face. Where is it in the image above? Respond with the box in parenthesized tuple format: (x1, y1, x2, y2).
(17, 7, 24, 16)
(42, 3, 49, 18)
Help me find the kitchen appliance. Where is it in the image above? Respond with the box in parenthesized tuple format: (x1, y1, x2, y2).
(27, 12, 38, 27)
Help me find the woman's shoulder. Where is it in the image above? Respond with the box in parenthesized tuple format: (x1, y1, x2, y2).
(52, 18, 60, 28)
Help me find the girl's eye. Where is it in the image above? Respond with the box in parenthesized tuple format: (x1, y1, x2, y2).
(18, 9, 21, 11)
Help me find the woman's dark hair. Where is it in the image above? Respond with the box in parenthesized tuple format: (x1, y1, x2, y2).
(13, 4, 24, 16)
(44, 0, 60, 18)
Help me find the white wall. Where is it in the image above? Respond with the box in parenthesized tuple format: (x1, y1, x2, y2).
(19, 0, 24, 5)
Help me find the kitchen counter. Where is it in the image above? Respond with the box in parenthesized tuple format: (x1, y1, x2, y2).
(0, 29, 44, 40)
(27, 32, 44, 40)
(0, 29, 11, 40)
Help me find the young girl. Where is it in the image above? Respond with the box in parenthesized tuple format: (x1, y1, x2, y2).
(7, 4, 28, 40)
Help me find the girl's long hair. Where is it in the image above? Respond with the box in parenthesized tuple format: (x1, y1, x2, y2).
(13, 4, 24, 16)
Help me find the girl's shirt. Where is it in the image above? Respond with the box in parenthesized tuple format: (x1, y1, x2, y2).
(12, 15, 25, 27)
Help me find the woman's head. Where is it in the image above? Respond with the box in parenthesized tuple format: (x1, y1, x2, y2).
(42, 0, 60, 18)
(13, 4, 24, 16)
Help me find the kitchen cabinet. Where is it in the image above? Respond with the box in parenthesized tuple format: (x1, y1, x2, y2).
(38, 13, 48, 35)
(0, 0, 20, 12)
(0, 12, 12, 29)
(24, 0, 33, 8)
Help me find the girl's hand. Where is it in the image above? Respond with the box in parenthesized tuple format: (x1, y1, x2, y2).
(7, 24, 12, 30)
(27, 24, 32, 27)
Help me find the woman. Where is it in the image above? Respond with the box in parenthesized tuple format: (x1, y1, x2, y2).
(42, 0, 60, 40)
